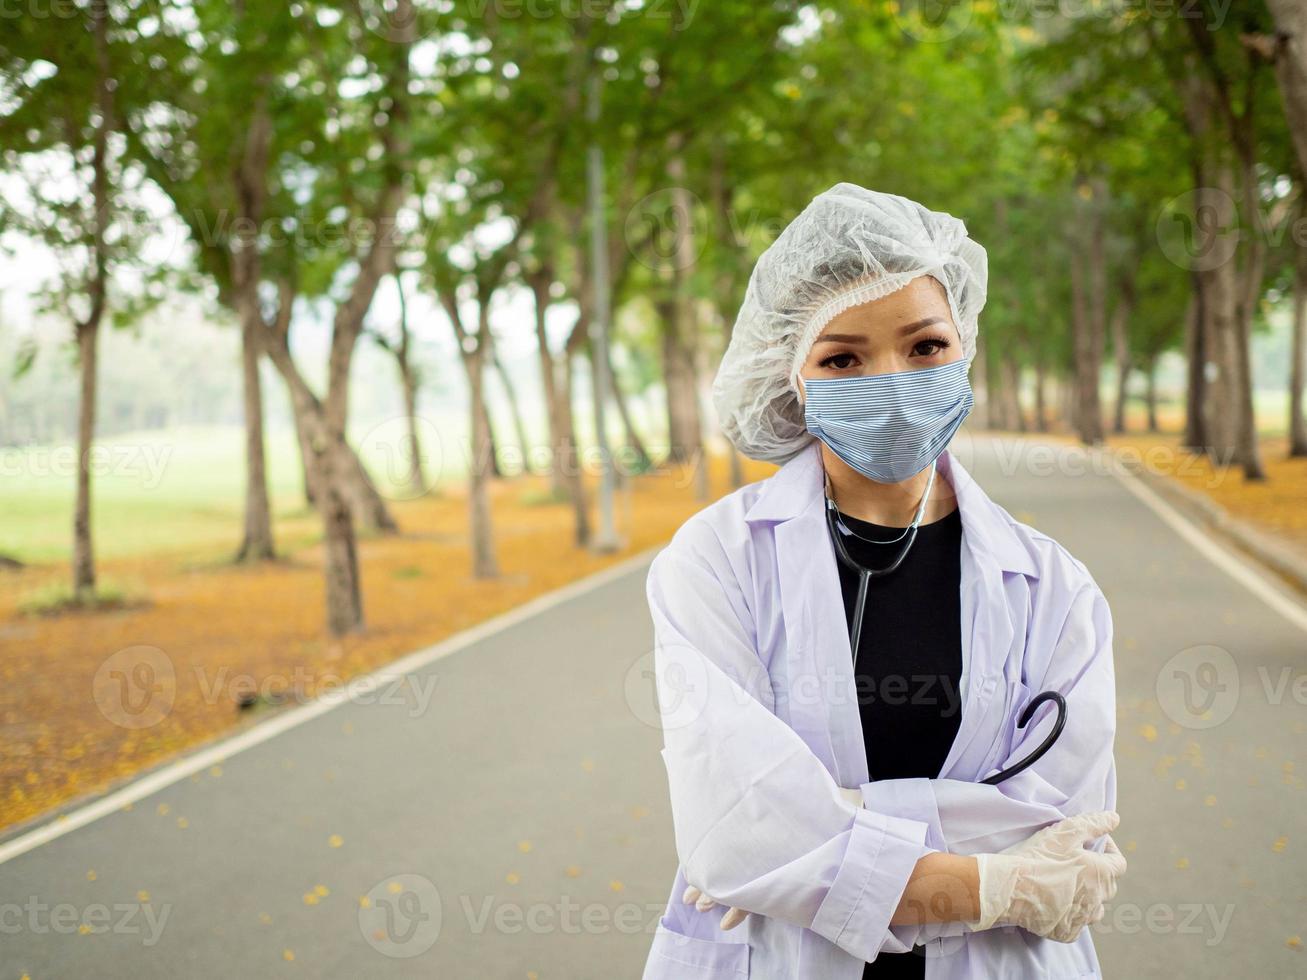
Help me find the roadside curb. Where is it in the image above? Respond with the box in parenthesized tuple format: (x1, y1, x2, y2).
(1105, 447, 1307, 597)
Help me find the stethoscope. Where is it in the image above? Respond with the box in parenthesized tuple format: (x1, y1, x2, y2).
(822, 462, 1067, 786)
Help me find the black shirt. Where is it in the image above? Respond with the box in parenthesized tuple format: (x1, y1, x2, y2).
(831, 504, 964, 979)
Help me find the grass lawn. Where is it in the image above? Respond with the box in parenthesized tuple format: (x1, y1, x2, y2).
(0, 426, 319, 565)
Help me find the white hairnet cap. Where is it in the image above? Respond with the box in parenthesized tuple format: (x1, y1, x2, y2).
(711, 182, 988, 464)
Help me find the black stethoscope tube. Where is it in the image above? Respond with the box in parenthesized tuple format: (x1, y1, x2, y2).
(979, 691, 1067, 785)
(824, 499, 1068, 786)
(826, 499, 920, 673)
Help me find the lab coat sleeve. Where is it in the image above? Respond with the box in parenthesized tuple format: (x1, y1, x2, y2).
(859, 575, 1117, 943)
(648, 539, 934, 962)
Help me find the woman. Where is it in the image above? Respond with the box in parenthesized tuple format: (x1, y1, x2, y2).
(642, 184, 1125, 980)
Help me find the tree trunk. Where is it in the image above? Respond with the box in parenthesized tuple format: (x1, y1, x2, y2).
(989, 198, 1024, 433)
(222, 0, 410, 637)
(607, 343, 651, 472)
(660, 166, 703, 463)
(1109, 278, 1134, 436)
(440, 286, 502, 576)
(235, 302, 275, 561)
(1263, 1, 1307, 185)
(1033, 354, 1049, 433)
(1072, 177, 1108, 445)
(659, 296, 702, 462)
(530, 267, 591, 542)
(309, 435, 363, 635)
(1229, 274, 1265, 477)
(1243, 18, 1307, 450)
(1070, 252, 1095, 442)
(265, 328, 398, 531)
(1001, 355, 1025, 432)
(972, 333, 990, 429)
(558, 349, 591, 546)
(1231, 145, 1267, 480)
(1292, 214, 1307, 456)
(491, 339, 533, 476)
(1144, 357, 1160, 433)
(73, 319, 99, 603)
(728, 448, 744, 487)
(465, 345, 499, 579)
(478, 394, 503, 478)
(1087, 178, 1108, 444)
(1183, 282, 1207, 451)
(1184, 18, 1263, 478)
(337, 437, 401, 530)
(529, 268, 569, 497)
(229, 78, 276, 562)
(72, 0, 112, 603)
(983, 341, 1005, 429)
(315, 0, 411, 634)
(294, 407, 322, 509)
(275, 370, 371, 635)
(398, 366, 426, 497)
(1200, 192, 1240, 464)
(1176, 63, 1214, 454)
(1189, 166, 1243, 468)
(708, 141, 747, 490)
(393, 274, 428, 497)
(990, 351, 1011, 429)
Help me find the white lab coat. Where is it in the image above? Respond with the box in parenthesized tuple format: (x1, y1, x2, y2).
(642, 440, 1117, 979)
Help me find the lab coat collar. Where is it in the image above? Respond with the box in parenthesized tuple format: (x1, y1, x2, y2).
(744, 437, 1039, 579)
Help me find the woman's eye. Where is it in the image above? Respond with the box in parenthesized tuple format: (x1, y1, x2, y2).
(913, 338, 950, 357)
(820, 353, 858, 370)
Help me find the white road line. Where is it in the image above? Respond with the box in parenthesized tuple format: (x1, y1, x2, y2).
(1105, 456, 1307, 634)
(0, 544, 664, 867)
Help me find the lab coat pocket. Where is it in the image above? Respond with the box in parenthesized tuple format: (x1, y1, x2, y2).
(645, 920, 751, 978)
(981, 678, 1034, 779)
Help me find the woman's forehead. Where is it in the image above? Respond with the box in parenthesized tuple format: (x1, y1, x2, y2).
(815, 276, 956, 343)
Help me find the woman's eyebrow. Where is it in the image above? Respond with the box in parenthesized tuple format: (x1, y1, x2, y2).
(813, 332, 869, 344)
(899, 316, 947, 335)
(815, 317, 948, 346)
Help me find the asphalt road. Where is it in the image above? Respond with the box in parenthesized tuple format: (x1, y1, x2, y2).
(3, 433, 1306, 978)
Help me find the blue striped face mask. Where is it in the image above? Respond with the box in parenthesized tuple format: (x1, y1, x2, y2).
(801, 358, 974, 484)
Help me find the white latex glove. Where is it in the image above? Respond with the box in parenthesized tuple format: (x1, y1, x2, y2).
(682, 786, 866, 929)
(681, 883, 751, 930)
(972, 810, 1126, 943)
